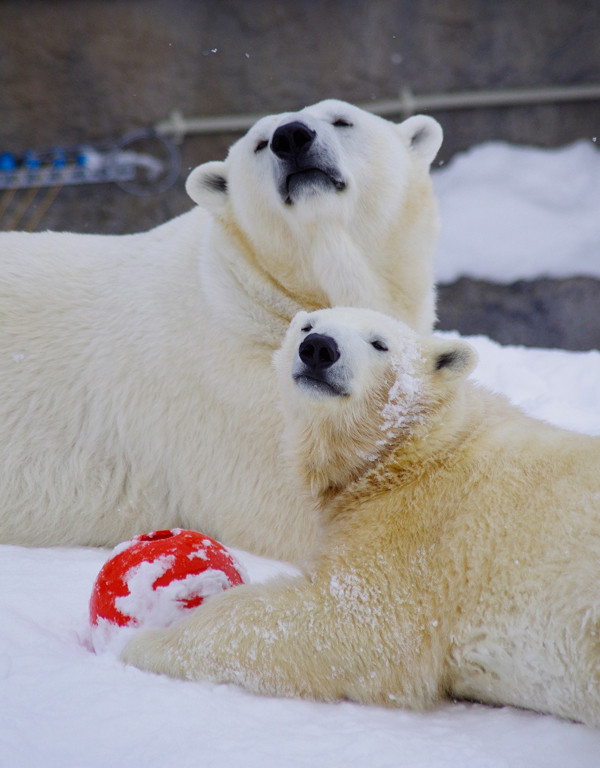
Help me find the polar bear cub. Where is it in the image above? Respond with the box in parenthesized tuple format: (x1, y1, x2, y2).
(123, 307, 600, 727)
(0, 100, 442, 557)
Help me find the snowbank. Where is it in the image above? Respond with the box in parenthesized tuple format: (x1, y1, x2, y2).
(434, 139, 600, 284)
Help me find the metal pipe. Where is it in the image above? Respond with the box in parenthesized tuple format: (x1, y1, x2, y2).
(155, 83, 600, 141)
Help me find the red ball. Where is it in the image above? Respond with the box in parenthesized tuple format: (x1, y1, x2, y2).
(89, 528, 246, 653)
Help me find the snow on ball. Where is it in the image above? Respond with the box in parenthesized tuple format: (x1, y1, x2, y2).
(89, 528, 247, 654)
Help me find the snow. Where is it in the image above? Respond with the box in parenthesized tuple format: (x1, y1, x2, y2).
(380, 341, 425, 437)
(2, 139, 600, 767)
(434, 139, 600, 284)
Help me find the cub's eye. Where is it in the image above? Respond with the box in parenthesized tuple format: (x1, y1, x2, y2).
(301, 323, 313, 333)
(332, 118, 353, 128)
(255, 139, 268, 153)
(371, 339, 389, 352)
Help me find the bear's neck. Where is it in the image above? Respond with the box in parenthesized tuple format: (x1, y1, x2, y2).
(293, 383, 494, 518)
(299, 225, 392, 311)
(287, 415, 382, 503)
(222, 214, 400, 318)
(285, 382, 413, 506)
(205, 216, 315, 341)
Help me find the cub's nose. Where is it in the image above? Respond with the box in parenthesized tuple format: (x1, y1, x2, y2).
(298, 333, 340, 371)
(271, 121, 316, 160)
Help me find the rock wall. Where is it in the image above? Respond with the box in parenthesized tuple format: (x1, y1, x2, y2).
(437, 278, 600, 351)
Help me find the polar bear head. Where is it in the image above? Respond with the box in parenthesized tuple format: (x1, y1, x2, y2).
(186, 100, 443, 330)
(274, 307, 476, 495)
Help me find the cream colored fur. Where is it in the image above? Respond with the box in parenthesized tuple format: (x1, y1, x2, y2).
(0, 100, 442, 557)
(123, 308, 600, 727)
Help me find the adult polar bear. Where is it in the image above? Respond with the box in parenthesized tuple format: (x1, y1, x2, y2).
(0, 99, 442, 558)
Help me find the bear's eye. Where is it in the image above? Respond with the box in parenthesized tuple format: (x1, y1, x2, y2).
(370, 339, 389, 352)
(332, 118, 353, 128)
(254, 139, 269, 153)
(301, 323, 313, 333)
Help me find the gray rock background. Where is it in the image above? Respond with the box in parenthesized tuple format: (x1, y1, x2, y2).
(437, 278, 600, 351)
(1, 0, 599, 349)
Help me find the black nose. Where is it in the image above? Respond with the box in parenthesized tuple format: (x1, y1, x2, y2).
(271, 121, 316, 160)
(298, 333, 340, 371)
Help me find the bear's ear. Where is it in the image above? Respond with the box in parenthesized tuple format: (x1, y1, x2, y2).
(428, 337, 477, 382)
(397, 115, 443, 167)
(185, 161, 229, 214)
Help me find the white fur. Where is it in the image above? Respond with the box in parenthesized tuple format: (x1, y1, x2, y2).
(123, 308, 600, 727)
(0, 100, 442, 558)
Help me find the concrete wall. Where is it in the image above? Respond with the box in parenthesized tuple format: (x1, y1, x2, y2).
(1, 0, 599, 347)
(2, 0, 598, 234)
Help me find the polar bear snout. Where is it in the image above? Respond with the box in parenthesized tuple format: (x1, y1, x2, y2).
(292, 333, 350, 398)
(271, 121, 316, 160)
(270, 119, 346, 205)
(299, 333, 341, 371)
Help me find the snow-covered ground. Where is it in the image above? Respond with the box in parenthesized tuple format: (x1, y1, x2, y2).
(2, 139, 600, 768)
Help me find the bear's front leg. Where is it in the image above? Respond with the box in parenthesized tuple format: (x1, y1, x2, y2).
(121, 570, 443, 709)
(122, 577, 338, 700)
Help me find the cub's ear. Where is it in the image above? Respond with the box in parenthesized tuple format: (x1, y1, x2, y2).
(185, 161, 229, 214)
(397, 115, 443, 166)
(427, 337, 477, 382)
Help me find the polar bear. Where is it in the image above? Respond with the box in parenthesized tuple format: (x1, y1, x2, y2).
(0, 100, 442, 557)
(123, 308, 600, 727)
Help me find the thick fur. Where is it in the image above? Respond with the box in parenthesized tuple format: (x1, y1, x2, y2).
(0, 100, 442, 557)
(123, 308, 600, 727)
